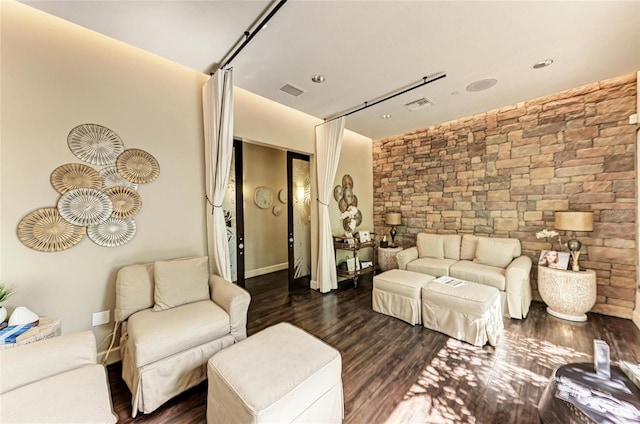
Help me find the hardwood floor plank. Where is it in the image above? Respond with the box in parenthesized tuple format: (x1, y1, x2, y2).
(108, 270, 640, 423)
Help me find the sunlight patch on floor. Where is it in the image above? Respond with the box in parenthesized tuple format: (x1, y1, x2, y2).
(384, 329, 591, 423)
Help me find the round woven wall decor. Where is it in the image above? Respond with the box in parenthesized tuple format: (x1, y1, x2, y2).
(17, 207, 85, 252)
(87, 217, 136, 247)
(105, 186, 142, 218)
(116, 149, 160, 184)
(57, 188, 113, 226)
(50, 163, 102, 194)
(67, 123, 124, 166)
(99, 166, 138, 191)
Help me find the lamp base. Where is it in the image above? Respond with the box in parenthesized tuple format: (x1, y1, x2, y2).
(390, 227, 397, 246)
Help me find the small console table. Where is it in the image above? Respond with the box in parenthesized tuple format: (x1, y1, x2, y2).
(538, 266, 596, 322)
(334, 236, 376, 288)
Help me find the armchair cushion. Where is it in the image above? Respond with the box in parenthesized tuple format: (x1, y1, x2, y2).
(128, 299, 230, 367)
(450, 260, 507, 291)
(153, 256, 210, 311)
(407, 257, 457, 277)
(115, 262, 155, 322)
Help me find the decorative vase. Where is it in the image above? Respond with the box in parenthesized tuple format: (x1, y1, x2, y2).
(0, 306, 7, 323)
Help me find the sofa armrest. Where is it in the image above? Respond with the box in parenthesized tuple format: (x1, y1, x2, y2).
(209, 275, 251, 341)
(505, 256, 533, 319)
(0, 331, 97, 394)
(396, 247, 418, 270)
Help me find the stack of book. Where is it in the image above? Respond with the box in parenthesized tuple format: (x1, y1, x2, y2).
(0, 323, 36, 344)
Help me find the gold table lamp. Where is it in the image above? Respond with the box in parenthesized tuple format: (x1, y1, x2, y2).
(554, 211, 593, 271)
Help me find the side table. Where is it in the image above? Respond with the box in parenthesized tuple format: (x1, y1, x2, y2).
(378, 246, 403, 272)
(538, 266, 596, 322)
(0, 316, 61, 349)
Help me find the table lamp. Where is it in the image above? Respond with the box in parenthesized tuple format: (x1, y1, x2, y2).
(554, 211, 593, 271)
(385, 213, 402, 247)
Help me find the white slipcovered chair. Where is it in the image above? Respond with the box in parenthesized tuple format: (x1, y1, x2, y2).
(115, 256, 251, 417)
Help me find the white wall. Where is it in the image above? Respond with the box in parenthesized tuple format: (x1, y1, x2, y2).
(1, 2, 373, 360)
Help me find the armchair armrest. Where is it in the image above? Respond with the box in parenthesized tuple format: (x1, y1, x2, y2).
(396, 246, 418, 270)
(209, 275, 251, 341)
(505, 256, 533, 319)
(0, 331, 97, 394)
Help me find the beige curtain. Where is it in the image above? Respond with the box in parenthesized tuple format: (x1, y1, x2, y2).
(315, 118, 345, 293)
(203, 68, 234, 280)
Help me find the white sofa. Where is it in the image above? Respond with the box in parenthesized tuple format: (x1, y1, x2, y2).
(115, 256, 251, 417)
(396, 233, 532, 319)
(0, 331, 117, 424)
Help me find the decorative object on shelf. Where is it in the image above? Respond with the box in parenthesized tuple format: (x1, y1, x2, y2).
(537, 266, 597, 321)
(358, 230, 371, 242)
(50, 163, 102, 194)
(67, 123, 124, 166)
(87, 217, 137, 247)
(554, 211, 594, 271)
(7, 306, 39, 326)
(535, 228, 562, 251)
(272, 205, 282, 217)
(254, 186, 274, 209)
(385, 212, 402, 246)
(278, 189, 287, 204)
(57, 188, 113, 226)
(538, 250, 570, 270)
(99, 166, 138, 191)
(116, 148, 160, 184)
(17, 207, 86, 252)
(105, 186, 142, 218)
(380, 235, 388, 248)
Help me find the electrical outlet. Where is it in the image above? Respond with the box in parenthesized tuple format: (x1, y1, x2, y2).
(92, 310, 110, 326)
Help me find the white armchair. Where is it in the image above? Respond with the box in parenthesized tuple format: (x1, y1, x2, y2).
(115, 256, 251, 417)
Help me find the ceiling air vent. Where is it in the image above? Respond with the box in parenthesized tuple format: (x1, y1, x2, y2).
(278, 82, 306, 97)
(404, 97, 433, 112)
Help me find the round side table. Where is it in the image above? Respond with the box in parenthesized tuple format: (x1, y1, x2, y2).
(378, 246, 403, 272)
(538, 266, 596, 322)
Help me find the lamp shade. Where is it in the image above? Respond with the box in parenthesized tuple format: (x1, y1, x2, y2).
(385, 213, 402, 226)
(554, 211, 593, 232)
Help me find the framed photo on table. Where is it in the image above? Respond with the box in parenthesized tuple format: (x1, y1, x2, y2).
(358, 230, 370, 242)
(538, 250, 570, 270)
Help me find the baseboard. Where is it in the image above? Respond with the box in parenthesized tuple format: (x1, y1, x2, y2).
(245, 262, 288, 279)
(310, 279, 319, 290)
(99, 345, 121, 366)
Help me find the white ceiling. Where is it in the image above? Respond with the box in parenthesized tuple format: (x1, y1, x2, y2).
(20, 1, 640, 140)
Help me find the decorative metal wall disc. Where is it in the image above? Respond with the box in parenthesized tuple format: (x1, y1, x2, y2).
(57, 188, 113, 226)
(17, 207, 85, 252)
(99, 166, 138, 191)
(88, 217, 136, 247)
(67, 124, 124, 166)
(342, 174, 353, 189)
(116, 149, 160, 184)
(105, 186, 142, 218)
(333, 185, 343, 202)
(50, 163, 102, 194)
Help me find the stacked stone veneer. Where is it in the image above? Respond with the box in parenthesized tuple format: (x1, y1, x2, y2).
(373, 73, 638, 319)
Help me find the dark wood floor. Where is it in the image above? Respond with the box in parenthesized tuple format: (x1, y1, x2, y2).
(108, 270, 640, 423)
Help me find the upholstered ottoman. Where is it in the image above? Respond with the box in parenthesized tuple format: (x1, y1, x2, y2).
(421, 279, 503, 347)
(207, 322, 343, 423)
(373, 269, 436, 325)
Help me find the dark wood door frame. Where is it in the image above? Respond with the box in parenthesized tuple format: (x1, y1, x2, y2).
(287, 151, 311, 291)
(233, 138, 245, 288)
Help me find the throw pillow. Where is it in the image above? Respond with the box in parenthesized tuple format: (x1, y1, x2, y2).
(416, 233, 444, 259)
(460, 234, 478, 261)
(115, 263, 154, 322)
(153, 256, 210, 312)
(474, 238, 515, 268)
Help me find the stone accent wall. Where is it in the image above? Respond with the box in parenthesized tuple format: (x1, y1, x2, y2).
(373, 73, 638, 319)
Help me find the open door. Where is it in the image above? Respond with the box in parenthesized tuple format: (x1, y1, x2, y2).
(222, 138, 245, 287)
(287, 152, 311, 291)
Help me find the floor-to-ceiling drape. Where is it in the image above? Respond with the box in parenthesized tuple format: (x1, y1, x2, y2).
(203, 67, 234, 280)
(315, 117, 345, 293)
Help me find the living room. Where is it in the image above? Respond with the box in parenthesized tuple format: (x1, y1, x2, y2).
(1, 1, 640, 423)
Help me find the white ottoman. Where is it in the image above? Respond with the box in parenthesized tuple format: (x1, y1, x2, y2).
(373, 269, 436, 325)
(421, 279, 503, 347)
(207, 322, 343, 424)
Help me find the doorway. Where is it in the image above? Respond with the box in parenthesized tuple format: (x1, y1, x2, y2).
(287, 152, 311, 291)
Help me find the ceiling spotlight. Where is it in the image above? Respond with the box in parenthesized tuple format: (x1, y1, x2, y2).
(466, 78, 498, 92)
(311, 74, 325, 83)
(533, 59, 554, 69)
(380, 114, 392, 119)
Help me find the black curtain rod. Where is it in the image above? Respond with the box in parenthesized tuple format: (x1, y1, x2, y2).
(213, 0, 288, 74)
(320, 72, 447, 125)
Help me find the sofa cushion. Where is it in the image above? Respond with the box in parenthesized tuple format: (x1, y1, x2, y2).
(449, 260, 507, 291)
(153, 256, 210, 311)
(417, 233, 444, 259)
(115, 262, 155, 322)
(407, 257, 456, 277)
(0, 364, 117, 424)
(460, 234, 478, 261)
(443, 234, 462, 260)
(128, 300, 230, 367)
(474, 237, 518, 268)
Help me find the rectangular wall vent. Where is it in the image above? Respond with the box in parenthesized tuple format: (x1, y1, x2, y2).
(404, 97, 433, 112)
(279, 82, 306, 97)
